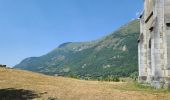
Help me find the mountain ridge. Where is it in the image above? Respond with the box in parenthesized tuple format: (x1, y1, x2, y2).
(15, 19, 140, 79)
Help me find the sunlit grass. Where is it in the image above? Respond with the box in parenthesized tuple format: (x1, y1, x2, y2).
(0, 68, 170, 100)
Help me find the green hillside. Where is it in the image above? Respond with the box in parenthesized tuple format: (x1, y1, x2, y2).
(14, 20, 140, 79)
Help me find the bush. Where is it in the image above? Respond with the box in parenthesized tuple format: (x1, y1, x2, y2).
(130, 71, 138, 81)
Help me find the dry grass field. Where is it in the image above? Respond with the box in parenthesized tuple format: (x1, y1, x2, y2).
(0, 68, 170, 100)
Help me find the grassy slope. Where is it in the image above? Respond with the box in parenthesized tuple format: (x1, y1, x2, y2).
(15, 20, 140, 78)
(0, 68, 170, 100)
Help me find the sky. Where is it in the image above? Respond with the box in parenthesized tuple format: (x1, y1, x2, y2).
(0, 0, 143, 67)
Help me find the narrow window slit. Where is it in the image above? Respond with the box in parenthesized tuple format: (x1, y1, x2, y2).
(149, 27, 154, 32)
(166, 23, 170, 30)
(166, 23, 170, 27)
(149, 39, 151, 48)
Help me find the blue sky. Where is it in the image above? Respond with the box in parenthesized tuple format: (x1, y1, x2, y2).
(0, 0, 143, 67)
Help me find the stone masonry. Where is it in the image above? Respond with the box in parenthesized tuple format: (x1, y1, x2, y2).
(138, 0, 170, 88)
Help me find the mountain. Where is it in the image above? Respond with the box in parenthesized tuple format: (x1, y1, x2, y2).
(14, 19, 140, 79)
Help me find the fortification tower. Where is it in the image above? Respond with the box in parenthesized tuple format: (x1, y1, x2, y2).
(138, 0, 170, 88)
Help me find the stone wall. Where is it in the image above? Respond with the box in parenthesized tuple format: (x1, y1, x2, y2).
(138, 0, 170, 89)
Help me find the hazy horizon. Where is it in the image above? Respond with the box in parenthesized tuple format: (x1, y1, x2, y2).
(0, 0, 143, 67)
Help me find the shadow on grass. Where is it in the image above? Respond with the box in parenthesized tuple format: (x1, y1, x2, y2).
(0, 88, 40, 100)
